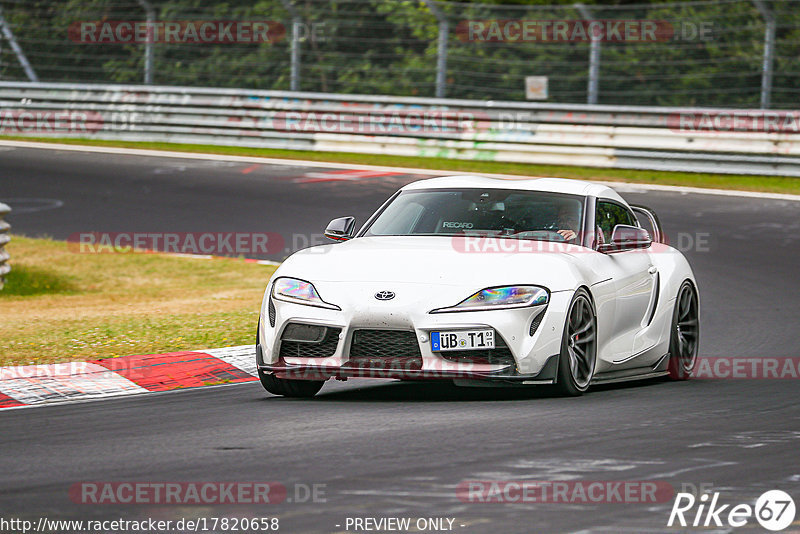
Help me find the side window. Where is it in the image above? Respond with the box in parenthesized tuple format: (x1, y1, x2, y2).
(596, 201, 637, 244)
(369, 201, 425, 235)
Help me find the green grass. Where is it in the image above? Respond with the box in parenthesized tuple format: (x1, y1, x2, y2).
(3, 136, 800, 195)
(0, 235, 275, 366)
(2, 264, 76, 296)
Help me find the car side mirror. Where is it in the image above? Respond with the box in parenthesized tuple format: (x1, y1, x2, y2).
(598, 224, 652, 253)
(324, 216, 356, 241)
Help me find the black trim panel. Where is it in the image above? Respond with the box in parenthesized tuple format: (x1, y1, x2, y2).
(258, 353, 560, 383)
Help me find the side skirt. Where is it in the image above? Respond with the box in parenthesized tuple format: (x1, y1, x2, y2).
(591, 353, 670, 385)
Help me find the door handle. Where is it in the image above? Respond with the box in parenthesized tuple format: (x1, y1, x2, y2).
(648, 266, 658, 275)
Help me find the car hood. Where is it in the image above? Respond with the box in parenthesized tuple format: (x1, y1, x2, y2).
(276, 236, 594, 292)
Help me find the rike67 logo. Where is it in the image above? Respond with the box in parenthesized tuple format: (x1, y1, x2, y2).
(668, 490, 796, 531)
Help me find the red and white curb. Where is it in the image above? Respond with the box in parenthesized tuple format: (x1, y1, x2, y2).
(0, 345, 258, 409)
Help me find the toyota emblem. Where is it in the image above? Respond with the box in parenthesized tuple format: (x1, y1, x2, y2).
(374, 291, 395, 301)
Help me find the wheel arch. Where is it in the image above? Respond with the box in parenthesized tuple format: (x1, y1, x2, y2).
(577, 284, 597, 312)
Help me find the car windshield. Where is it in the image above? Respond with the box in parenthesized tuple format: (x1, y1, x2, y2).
(365, 188, 585, 242)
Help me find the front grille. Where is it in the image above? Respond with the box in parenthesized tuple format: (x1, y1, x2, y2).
(439, 335, 515, 368)
(346, 329, 423, 370)
(279, 325, 341, 358)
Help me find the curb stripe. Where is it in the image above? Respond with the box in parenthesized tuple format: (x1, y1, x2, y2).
(202, 346, 259, 377)
(91, 351, 256, 392)
(0, 392, 25, 408)
(0, 362, 147, 405)
(0, 346, 258, 409)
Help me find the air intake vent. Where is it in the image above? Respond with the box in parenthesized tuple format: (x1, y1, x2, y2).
(529, 308, 546, 336)
(279, 325, 341, 358)
(268, 297, 276, 327)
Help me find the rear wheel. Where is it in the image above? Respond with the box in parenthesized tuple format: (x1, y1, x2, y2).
(555, 288, 597, 396)
(668, 281, 699, 380)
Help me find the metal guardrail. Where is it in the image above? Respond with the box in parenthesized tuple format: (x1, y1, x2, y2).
(0, 202, 10, 290)
(1, 81, 800, 176)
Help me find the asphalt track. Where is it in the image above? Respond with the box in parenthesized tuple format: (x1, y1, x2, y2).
(2, 145, 800, 533)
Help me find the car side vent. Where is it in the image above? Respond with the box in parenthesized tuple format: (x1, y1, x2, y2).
(268, 296, 276, 327)
(529, 308, 546, 336)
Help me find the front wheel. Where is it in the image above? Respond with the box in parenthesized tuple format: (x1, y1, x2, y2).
(555, 288, 597, 396)
(258, 370, 324, 398)
(667, 281, 699, 380)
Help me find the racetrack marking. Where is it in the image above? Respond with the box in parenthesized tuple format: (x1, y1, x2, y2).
(686, 431, 800, 450)
(642, 459, 738, 479)
(2, 139, 799, 202)
(152, 165, 187, 174)
(241, 163, 261, 174)
(293, 169, 404, 183)
(0, 197, 64, 213)
(505, 458, 663, 476)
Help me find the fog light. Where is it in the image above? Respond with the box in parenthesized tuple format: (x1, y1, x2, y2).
(282, 323, 327, 343)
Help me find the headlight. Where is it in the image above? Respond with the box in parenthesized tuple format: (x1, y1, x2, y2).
(430, 285, 548, 313)
(271, 277, 341, 310)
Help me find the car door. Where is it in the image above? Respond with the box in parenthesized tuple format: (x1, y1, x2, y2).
(594, 200, 656, 361)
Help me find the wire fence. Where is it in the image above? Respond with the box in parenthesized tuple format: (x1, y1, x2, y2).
(0, 0, 798, 108)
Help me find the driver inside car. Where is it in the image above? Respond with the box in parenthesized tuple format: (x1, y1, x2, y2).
(556, 204, 580, 241)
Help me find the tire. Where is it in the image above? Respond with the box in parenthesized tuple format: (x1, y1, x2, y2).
(258, 369, 325, 398)
(555, 288, 597, 396)
(667, 280, 699, 380)
(255, 323, 325, 398)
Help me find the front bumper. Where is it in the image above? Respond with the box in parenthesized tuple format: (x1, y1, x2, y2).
(258, 286, 572, 384)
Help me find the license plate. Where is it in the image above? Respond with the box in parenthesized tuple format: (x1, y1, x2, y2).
(431, 329, 495, 352)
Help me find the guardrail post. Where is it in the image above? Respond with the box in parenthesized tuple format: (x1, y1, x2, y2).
(0, 203, 10, 290)
(136, 0, 155, 85)
(753, 0, 775, 109)
(0, 6, 38, 82)
(279, 0, 302, 91)
(423, 0, 449, 98)
(575, 3, 600, 105)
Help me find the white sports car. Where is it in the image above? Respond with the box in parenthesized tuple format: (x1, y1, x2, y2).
(256, 176, 699, 397)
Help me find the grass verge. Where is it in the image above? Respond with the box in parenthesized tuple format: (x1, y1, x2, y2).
(0, 235, 275, 366)
(2, 136, 800, 195)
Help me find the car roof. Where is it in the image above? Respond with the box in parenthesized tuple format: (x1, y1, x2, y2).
(400, 175, 626, 203)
